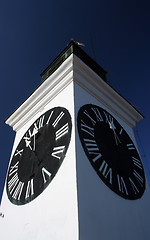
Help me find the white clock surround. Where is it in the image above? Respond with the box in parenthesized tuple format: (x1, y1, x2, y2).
(1, 43, 150, 240)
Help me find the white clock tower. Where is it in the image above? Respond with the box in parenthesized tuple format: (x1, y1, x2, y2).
(1, 41, 150, 239)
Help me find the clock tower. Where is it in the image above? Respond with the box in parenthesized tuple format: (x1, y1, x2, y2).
(1, 41, 150, 239)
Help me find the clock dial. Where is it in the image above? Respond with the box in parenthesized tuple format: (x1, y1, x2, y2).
(7, 107, 72, 205)
(77, 104, 145, 200)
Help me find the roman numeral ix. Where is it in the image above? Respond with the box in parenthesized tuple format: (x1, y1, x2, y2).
(55, 123, 69, 140)
(9, 161, 19, 177)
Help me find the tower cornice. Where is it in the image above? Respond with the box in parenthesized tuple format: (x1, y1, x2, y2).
(5, 43, 143, 131)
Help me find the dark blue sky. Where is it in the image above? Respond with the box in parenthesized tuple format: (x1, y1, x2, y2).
(0, 0, 150, 201)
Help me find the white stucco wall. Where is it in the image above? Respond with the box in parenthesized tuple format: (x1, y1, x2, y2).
(74, 82, 150, 240)
(0, 82, 79, 240)
(1, 53, 150, 240)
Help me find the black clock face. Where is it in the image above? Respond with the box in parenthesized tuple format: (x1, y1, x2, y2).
(77, 104, 145, 200)
(7, 107, 72, 205)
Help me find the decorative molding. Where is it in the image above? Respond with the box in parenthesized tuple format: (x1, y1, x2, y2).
(5, 53, 143, 131)
(5, 55, 74, 131)
(73, 55, 143, 128)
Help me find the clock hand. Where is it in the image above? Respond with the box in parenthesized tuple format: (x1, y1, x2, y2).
(108, 118, 121, 145)
(31, 127, 44, 167)
(112, 130, 121, 146)
(24, 127, 41, 151)
(23, 137, 32, 150)
(32, 126, 40, 151)
(33, 133, 36, 151)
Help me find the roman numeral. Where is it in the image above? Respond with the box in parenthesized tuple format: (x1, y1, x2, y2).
(38, 115, 45, 128)
(84, 138, 102, 162)
(91, 107, 103, 122)
(81, 120, 94, 137)
(42, 167, 51, 183)
(83, 110, 96, 125)
(8, 173, 19, 194)
(126, 143, 135, 150)
(12, 181, 24, 200)
(55, 123, 68, 140)
(8, 173, 24, 200)
(9, 161, 19, 177)
(133, 169, 144, 186)
(99, 160, 112, 184)
(132, 157, 142, 169)
(32, 115, 45, 135)
(103, 111, 110, 123)
(46, 110, 54, 125)
(119, 128, 123, 135)
(129, 177, 139, 194)
(52, 111, 64, 127)
(51, 146, 65, 159)
(23, 135, 32, 150)
(27, 129, 32, 138)
(117, 175, 128, 195)
(15, 149, 23, 156)
(25, 179, 34, 199)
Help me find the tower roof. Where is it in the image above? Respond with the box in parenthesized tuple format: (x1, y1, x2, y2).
(40, 40, 107, 83)
(5, 41, 143, 131)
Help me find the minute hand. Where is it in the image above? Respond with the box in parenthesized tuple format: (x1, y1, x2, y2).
(108, 118, 121, 145)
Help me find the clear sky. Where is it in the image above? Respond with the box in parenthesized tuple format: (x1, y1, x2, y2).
(0, 0, 150, 202)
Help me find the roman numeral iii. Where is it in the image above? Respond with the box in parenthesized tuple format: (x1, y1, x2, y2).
(55, 123, 69, 140)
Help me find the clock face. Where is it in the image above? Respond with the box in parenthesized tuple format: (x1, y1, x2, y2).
(6, 107, 72, 205)
(77, 104, 145, 200)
